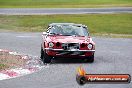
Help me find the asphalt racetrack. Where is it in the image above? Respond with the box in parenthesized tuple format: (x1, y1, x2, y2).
(0, 32, 132, 88)
(0, 7, 132, 15)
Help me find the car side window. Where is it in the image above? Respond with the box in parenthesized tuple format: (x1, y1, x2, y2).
(47, 26, 52, 33)
(47, 29, 49, 33)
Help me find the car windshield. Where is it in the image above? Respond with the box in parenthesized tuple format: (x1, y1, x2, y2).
(48, 25, 89, 36)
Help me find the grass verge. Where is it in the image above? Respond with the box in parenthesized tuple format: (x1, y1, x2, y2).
(0, 13, 132, 37)
(0, 64, 8, 70)
(0, 0, 132, 8)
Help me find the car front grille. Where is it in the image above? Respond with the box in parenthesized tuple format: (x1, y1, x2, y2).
(62, 43, 79, 50)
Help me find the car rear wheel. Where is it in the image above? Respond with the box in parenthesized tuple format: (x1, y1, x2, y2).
(41, 47, 52, 63)
(84, 54, 94, 63)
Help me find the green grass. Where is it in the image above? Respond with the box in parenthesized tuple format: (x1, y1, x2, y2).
(0, 14, 132, 36)
(0, 0, 132, 8)
(0, 64, 8, 70)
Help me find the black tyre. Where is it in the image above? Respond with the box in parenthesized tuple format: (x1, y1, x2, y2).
(84, 54, 94, 63)
(41, 47, 52, 63)
(40, 47, 44, 60)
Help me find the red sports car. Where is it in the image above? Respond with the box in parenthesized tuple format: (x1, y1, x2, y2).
(41, 23, 95, 63)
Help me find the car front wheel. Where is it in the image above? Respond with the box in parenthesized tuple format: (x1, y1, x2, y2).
(41, 47, 52, 63)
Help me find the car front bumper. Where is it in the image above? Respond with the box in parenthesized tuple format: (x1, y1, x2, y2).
(44, 48, 95, 57)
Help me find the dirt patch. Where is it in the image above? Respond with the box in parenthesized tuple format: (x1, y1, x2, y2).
(0, 51, 27, 71)
(0, 49, 46, 80)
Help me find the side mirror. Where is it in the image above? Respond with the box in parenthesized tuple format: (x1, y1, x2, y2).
(42, 32, 47, 35)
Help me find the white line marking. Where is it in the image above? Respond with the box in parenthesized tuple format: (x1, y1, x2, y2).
(16, 36, 37, 38)
(0, 73, 10, 80)
(11, 68, 31, 75)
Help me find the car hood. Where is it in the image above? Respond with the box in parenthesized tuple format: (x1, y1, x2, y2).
(48, 35, 91, 43)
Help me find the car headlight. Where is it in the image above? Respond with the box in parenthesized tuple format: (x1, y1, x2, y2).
(87, 43, 93, 49)
(49, 42, 54, 48)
